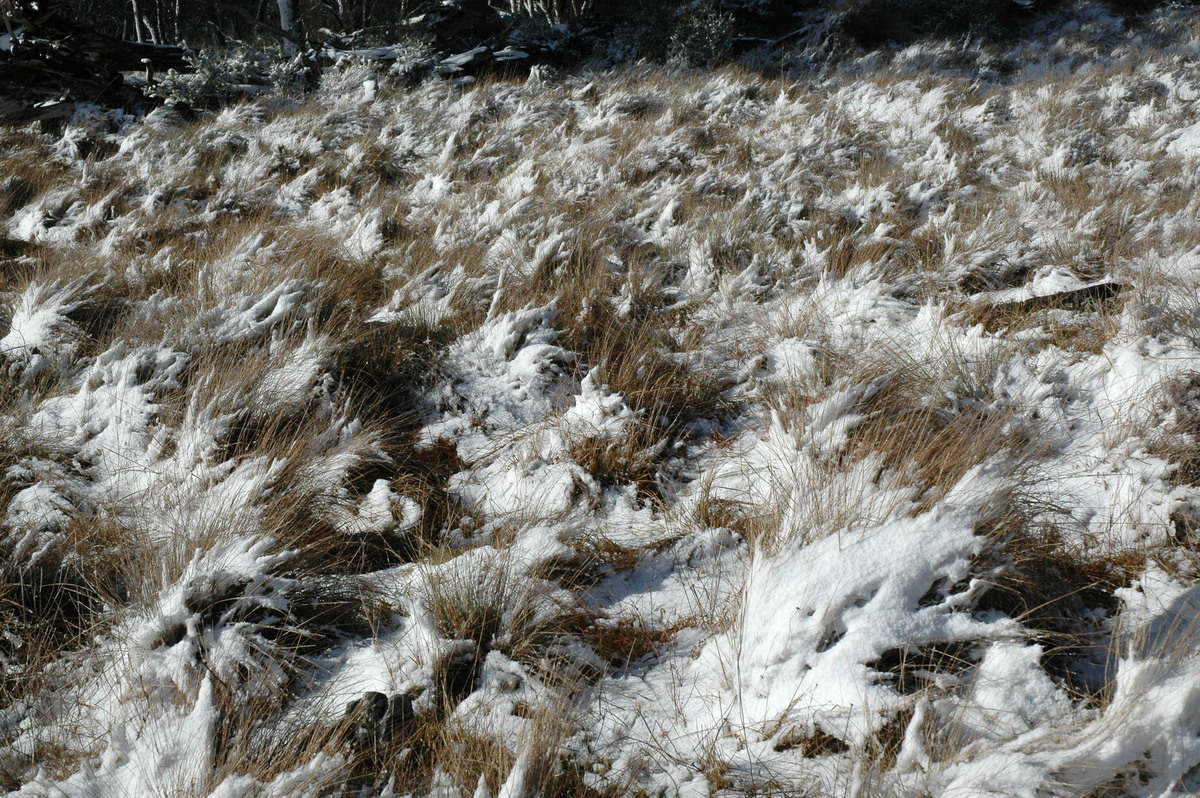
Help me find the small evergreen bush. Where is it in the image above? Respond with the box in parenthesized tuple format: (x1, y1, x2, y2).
(148, 47, 309, 106)
(840, 0, 1042, 46)
(670, 2, 736, 66)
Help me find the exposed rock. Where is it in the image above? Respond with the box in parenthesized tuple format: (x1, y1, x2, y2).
(343, 690, 417, 756)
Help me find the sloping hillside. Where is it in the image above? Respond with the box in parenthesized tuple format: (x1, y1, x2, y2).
(5, 4, 1200, 796)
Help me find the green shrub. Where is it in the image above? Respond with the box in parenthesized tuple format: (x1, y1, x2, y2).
(840, 0, 1041, 46)
(670, 2, 736, 66)
(148, 46, 308, 106)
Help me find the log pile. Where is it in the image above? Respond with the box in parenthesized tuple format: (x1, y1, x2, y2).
(0, 0, 558, 124)
(1, 0, 187, 123)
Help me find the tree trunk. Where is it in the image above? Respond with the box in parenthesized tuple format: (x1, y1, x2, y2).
(277, 0, 297, 55)
(141, 13, 158, 42)
(130, 0, 144, 41)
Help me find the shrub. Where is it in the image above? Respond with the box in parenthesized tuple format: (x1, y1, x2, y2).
(670, 2, 736, 66)
(840, 0, 1043, 46)
(148, 47, 309, 106)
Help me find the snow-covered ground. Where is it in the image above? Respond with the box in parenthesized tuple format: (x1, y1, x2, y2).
(5, 4, 1200, 796)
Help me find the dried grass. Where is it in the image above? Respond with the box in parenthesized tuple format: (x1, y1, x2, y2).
(6, 20, 1200, 794)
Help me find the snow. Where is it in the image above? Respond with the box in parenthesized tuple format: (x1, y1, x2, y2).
(420, 305, 574, 464)
(732, 493, 1013, 746)
(1165, 121, 1200, 159)
(956, 641, 1076, 742)
(938, 565, 1200, 797)
(8, 6, 1200, 796)
(255, 329, 333, 413)
(0, 277, 92, 383)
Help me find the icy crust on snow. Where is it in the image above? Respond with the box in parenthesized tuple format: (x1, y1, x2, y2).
(731, 497, 1011, 747)
(935, 566, 1200, 798)
(10, 6, 1200, 796)
(579, 464, 1021, 795)
(0, 277, 94, 384)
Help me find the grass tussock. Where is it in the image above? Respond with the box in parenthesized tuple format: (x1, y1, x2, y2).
(8, 11, 1200, 794)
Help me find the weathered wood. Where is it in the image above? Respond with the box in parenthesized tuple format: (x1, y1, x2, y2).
(1, 0, 188, 123)
(989, 279, 1125, 315)
(0, 97, 75, 122)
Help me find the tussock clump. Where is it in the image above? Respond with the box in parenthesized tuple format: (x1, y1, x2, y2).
(9, 7, 1200, 795)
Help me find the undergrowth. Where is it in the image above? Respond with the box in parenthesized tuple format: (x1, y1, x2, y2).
(5, 7, 1200, 795)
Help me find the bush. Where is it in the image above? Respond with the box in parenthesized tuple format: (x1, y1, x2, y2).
(602, 0, 687, 61)
(148, 46, 309, 106)
(840, 0, 1043, 46)
(670, 2, 736, 66)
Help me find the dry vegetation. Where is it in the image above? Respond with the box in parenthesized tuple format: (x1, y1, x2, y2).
(4, 5, 1200, 795)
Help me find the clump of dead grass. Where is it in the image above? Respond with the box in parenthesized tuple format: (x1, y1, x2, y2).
(7, 24, 1200, 795)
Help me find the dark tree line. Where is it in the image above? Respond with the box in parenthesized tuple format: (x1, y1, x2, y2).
(2, 0, 1194, 123)
(8, 0, 406, 46)
(7, 0, 1194, 56)
(1, 0, 1058, 51)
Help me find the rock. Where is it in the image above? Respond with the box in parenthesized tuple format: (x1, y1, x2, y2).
(343, 690, 417, 756)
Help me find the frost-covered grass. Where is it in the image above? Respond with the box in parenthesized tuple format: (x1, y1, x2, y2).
(5, 4, 1200, 796)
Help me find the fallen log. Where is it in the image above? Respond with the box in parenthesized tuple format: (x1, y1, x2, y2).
(1, 0, 187, 124)
(988, 278, 1125, 315)
(966, 277, 1126, 331)
(0, 97, 74, 123)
